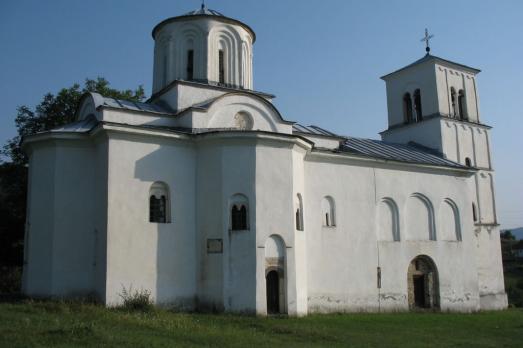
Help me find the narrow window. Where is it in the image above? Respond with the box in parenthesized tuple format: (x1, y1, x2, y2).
(230, 194, 249, 230)
(472, 203, 478, 222)
(414, 89, 422, 122)
(403, 93, 413, 124)
(321, 196, 336, 227)
(295, 194, 304, 231)
(450, 88, 457, 117)
(296, 209, 302, 231)
(231, 205, 247, 230)
(458, 90, 466, 120)
(219, 50, 225, 84)
(465, 157, 472, 167)
(187, 50, 194, 81)
(149, 182, 170, 223)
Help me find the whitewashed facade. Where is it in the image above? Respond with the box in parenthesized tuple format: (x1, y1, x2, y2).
(21, 6, 507, 315)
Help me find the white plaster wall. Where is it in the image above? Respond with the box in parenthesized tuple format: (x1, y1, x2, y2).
(304, 155, 481, 312)
(23, 139, 98, 298)
(383, 62, 439, 127)
(23, 143, 56, 296)
(254, 140, 305, 315)
(50, 142, 96, 296)
(381, 117, 443, 153)
(104, 132, 197, 307)
(220, 140, 257, 312)
(435, 64, 479, 122)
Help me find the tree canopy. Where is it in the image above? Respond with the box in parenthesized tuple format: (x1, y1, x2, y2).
(1, 77, 145, 165)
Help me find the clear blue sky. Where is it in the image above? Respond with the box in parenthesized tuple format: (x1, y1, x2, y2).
(1, 0, 522, 229)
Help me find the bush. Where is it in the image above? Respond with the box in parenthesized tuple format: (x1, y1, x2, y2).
(0, 266, 22, 294)
(118, 285, 154, 312)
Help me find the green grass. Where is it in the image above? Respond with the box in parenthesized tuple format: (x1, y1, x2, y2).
(0, 301, 522, 347)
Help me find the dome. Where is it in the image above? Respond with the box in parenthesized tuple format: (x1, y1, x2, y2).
(183, 4, 225, 17)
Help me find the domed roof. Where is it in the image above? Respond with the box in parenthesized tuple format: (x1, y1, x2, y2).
(152, 5, 256, 42)
(183, 4, 225, 17)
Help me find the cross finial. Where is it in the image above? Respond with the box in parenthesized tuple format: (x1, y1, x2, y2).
(420, 28, 434, 54)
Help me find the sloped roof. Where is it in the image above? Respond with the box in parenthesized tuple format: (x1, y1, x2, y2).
(292, 124, 343, 138)
(340, 137, 465, 168)
(99, 96, 173, 115)
(381, 53, 481, 79)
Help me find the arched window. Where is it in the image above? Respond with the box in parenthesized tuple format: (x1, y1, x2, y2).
(403, 93, 413, 124)
(472, 202, 478, 222)
(295, 194, 304, 231)
(414, 89, 423, 122)
(149, 182, 170, 223)
(321, 196, 336, 227)
(187, 49, 194, 80)
(458, 90, 466, 120)
(465, 157, 472, 167)
(218, 49, 225, 84)
(378, 198, 400, 241)
(230, 194, 249, 230)
(450, 87, 457, 117)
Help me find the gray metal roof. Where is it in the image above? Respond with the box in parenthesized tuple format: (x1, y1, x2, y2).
(293, 124, 342, 137)
(381, 53, 480, 79)
(183, 5, 225, 17)
(100, 96, 172, 114)
(341, 137, 465, 168)
(48, 116, 98, 133)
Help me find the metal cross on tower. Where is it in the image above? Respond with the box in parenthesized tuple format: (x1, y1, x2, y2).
(420, 28, 434, 54)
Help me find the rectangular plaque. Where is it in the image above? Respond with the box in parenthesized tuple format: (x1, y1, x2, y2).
(207, 239, 223, 254)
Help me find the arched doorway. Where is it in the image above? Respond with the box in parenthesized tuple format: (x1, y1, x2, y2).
(407, 255, 439, 310)
(266, 270, 280, 314)
(265, 235, 286, 315)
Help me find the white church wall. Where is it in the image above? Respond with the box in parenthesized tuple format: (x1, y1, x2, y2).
(303, 155, 480, 312)
(381, 117, 443, 153)
(23, 139, 98, 298)
(220, 140, 257, 313)
(373, 165, 479, 312)
(475, 225, 508, 309)
(254, 140, 296, 315)
(50, 141, 96, 296)
(23, 143, 56, 296)
(195, 142, 225, 310)
(435, 64, 479, 122)
(103, 132, 197, 307)
(383, 62, 439, 127)
(304, 157, 380, 313)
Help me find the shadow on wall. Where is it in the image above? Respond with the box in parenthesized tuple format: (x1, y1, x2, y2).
(132, 137, 196, 308)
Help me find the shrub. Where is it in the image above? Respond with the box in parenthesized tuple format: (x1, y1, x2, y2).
(118, 285, 154, 312)
(0, 266, 22, 294)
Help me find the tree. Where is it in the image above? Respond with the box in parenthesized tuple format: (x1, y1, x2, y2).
(1, 77, 145, 165)
(0, 78, 145, 293)
(501, 230, 516, 241)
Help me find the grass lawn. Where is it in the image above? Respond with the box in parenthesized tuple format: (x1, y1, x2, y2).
(0, 301, 522, 348)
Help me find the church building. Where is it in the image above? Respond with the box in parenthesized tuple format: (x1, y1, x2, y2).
(21, 5, 507, 315)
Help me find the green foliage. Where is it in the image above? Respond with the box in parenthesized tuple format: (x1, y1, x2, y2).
(118, 285, 154, 312)
(501, 230, 516, 241)
(1, 77, 145, 165)
(0, 301, 522, 347)
(0, 266, 21, 294)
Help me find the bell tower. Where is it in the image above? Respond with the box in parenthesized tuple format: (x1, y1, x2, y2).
(380, 32, 507, 309)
